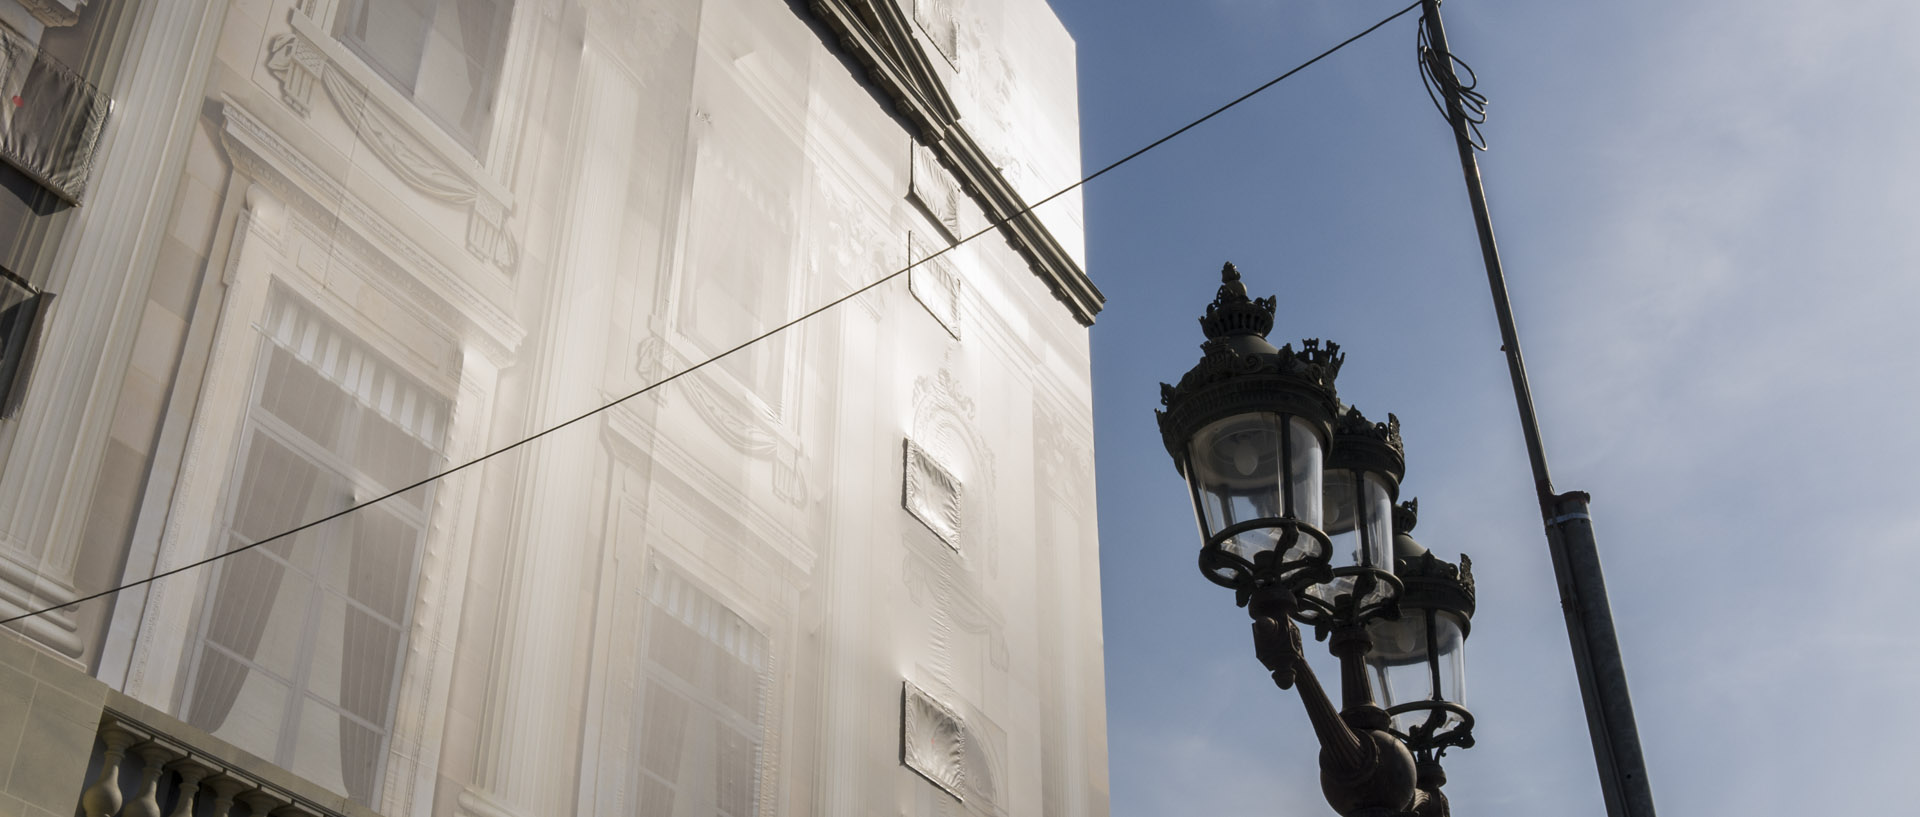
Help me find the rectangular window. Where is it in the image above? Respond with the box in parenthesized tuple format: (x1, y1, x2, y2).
(635, 559, 771, 817)
(336, 0, 512, 149)
(183, 290, 449, 808)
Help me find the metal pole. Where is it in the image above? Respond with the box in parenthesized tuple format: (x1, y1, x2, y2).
(1416, 3, 1657, 816)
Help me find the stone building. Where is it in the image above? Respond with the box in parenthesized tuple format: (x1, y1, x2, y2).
(0, 2, 1109, 817)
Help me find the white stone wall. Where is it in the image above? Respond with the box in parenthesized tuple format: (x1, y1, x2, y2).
(0, 2, 1107, 817)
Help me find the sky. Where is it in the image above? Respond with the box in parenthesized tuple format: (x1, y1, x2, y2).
(1045, 1, 1920, 815)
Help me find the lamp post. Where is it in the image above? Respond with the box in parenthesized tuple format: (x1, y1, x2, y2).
(1156, 263, 1476, 817)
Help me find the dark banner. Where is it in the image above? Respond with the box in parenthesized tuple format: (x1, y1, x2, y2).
(0, 24, 111, 204)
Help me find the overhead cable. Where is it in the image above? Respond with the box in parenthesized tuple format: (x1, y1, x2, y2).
(0, 0, 1424, 628)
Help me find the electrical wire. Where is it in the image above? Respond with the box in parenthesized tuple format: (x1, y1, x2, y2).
(1418, 8, 1489, 150)
(0, 0, 1424, 628)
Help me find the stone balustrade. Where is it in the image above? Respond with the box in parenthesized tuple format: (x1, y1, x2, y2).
(75, 712, 357, 817)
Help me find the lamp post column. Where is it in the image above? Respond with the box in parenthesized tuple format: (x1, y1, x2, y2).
(1417, 3, 1657, 816)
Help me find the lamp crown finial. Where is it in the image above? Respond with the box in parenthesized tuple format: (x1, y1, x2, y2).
(1200, 262, 1276, 340)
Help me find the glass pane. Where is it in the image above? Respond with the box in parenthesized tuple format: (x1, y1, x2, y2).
(208, 666, 290, 762)
(414, 0, 510, 141)
(352, 403, 439, 508)
(1359, 473, 1393, 571)
(1288, 417, 1323, 528)
(204, 548, 315, 680)
(640, 683, 693, 778)
(339, 601, 404, 724)
(1187, 413, 1286, 533)
(230, 431, 337, 548)
(1189, 413, 1292, 570)
(1322, 469, 1356, 536)
(1434, 610, 1466, 706)
(259, 345, 350, 451)
(341, 0, 437, 89)
(1365, 609, 1429, 711)
(715, 724, 759, 817)
(338, 505, 422, 622)
(290, 698, 352, 800)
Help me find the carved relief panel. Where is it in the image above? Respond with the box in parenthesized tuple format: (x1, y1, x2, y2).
(908, 231, 964, 340)
(902, 681, 966, 799)
(911, 0, 959, 64)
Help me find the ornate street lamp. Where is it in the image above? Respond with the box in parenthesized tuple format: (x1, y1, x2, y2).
(1156, 264, 1472, 817)
(1304, 407, 1407, 627)
(1368, 500, 1475, 751)
(1155, 262, 1342, 600)
(1367, 499, 1476, 810)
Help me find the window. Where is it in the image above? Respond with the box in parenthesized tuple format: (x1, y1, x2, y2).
(183, 291, 449, 807)
(635, 560, 770, 817)
(336, 0, 512, 148)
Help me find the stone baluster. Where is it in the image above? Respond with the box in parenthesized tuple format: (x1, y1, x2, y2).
(80, 721, 142, 817)
(203, 775, 247, 817)
(166, 758, 212, 817)
(125, 741, 182, 817)
(238, 787, 292, 817)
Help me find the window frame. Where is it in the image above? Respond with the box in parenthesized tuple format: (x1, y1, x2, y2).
(180, 294, 448, 807)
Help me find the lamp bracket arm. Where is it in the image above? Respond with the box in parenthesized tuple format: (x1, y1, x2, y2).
(1252, 615, 1373, 776)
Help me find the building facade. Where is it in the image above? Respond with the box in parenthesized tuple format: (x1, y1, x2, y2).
(0, 2, 1109, 817)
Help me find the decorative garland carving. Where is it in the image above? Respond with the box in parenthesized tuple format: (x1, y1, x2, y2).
(635, 336, 809, 507)
(219, 99, 525, 365)
(264, 20, 519, 275)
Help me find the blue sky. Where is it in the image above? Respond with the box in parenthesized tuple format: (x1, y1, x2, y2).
(1048, 1, 1920, 814)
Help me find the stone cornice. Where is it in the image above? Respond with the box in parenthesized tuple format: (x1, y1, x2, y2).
(807, 0, 1105, 326)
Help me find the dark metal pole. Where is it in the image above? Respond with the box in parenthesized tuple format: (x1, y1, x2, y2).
(1416, 3, 1657, 816)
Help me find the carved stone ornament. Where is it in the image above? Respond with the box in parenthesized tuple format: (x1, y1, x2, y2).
(904, 438, 963, 549)
(910, 145, 963, 241)
(901, 681, 967, 800)
(908, 232, 963, 340)
(912, 0, 959, 64)
(636, 336, 809, 507)
(265, 18, 519, 275)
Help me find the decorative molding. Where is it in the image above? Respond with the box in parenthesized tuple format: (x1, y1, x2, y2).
(1033, 398, 1093, 506)
(901, 546, 1009, 670)
(634, 336, 809, 508)
(265, 15, 519, 275)
(911, 0, 959, 65)
(910, 143, 962, 241)
(600, 398, 818, 576)
(806, 0, 1103, 325)
(219, 99, 525, 365)
(910, 363, 997, 572)
(903, 438, 962, 550)
(17, 0, 85, 28)
(908, 231, 962, 340)
(0, 538, 81, 655)
(902, 681, 966, 800)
